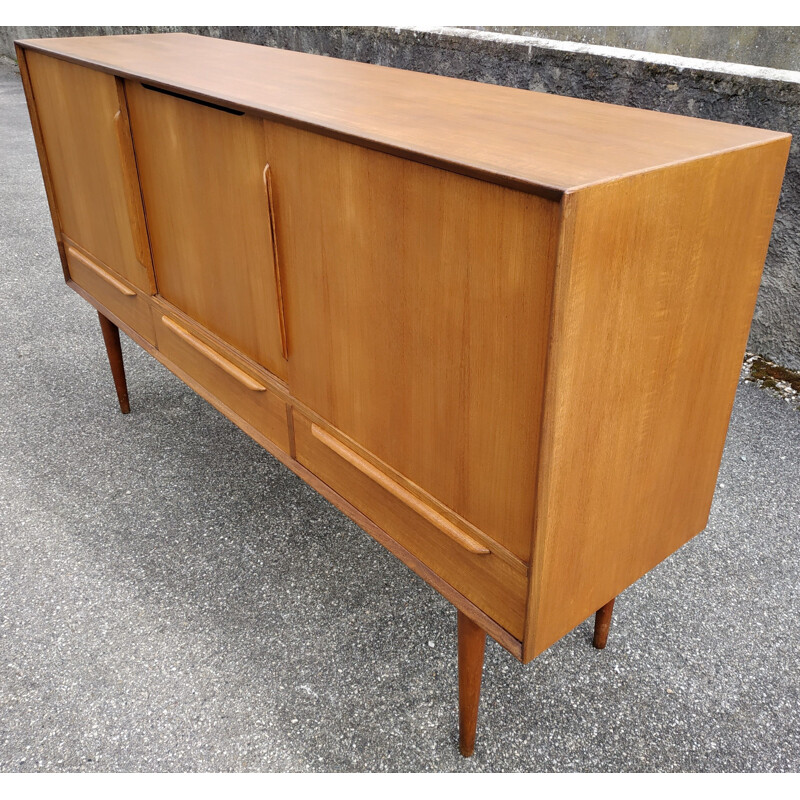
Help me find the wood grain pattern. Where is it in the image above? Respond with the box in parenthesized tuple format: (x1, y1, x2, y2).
(270, 121, 559, 562)
(161, 316, 268, 392)
(125, 80, 287, 379)
(68, 246, 135, 296)
(290, 396, 525, 570)
(112, 79, 155, 284)
(68, 277, 525, 660)
(293, 410, 528, 640)
(154, 307, 291, 454)
(97, 311, 131, 414)
(262, 164, 288, 360)
(64, 239, 156, 344)
(311, 423, 490, 555)
(17, 34, 788, 197)
(457, 610, 486, 758)
(593, 598, 615, 650)
(524, 138, 791, 660)
(15, 46, 69, 281)
(20, 34, 792, 699)
(23, 50, 154, 292)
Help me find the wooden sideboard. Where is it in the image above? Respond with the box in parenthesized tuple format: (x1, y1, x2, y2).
(17, 32, 790, 757)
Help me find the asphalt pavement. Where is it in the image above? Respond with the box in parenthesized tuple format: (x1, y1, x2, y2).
(1, 55, 798, 773)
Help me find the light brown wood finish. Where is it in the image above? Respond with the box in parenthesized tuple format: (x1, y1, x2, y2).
(64, 240, 156, 345)
(68, 246, 135, 296)
(71, 276, 528, 660)
(154, 308, 291, 455)
(125, 80, 287, 379)
(295, 398, 522, 565)
(262, 164, 288, 361)
(23, 50, 154, 293)
(270, 122, 559, 562)
(112, 79, 154, 276)
(293, 411, 528, 640)
(19, 34, 788, 197)
(525, 138, 791, 660)
(458, 610, 486, 758)
(67, 262, 527, 662)
(15, 46, 70, 281)
(17, 33, 792, 755)
(311, 424, 490, 555)
(593, 598, 615, 650)
(98, 312, 131, 414)
(161, 316, 268, 392)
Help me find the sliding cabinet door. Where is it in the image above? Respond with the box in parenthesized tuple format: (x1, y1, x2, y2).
(269, 123, 559, 563)
(126, 82, 287, 379)
(24, 51, 154, 292)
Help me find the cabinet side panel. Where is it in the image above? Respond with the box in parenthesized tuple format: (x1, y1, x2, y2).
(526, 139, 790, 660)
(269, 122, 559, 562)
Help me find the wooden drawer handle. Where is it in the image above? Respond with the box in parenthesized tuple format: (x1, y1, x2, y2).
(113, 108, 151, 270)
(262, 163, 288, 360)
(311, 423, 490, 555)
(161, 316, 267, 392)
(67, 246, 136, 296)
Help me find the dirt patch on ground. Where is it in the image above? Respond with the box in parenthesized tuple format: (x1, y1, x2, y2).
(743, 352, 800, 410)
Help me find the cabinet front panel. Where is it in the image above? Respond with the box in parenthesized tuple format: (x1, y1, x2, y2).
(24, 53, 153, 292)
(154, 311, 291, 455)
(293, 411, 527, 638)
(64, 241, 156, 344)
(126, 82, 287, 380)
(270, 124, 559, 562)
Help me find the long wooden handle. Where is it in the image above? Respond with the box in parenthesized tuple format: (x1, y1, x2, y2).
(311, 423, 490, 555)
(67, 246, 136, 296)
(262, 163, 289, 360)
(113, 108, 151, 270)
(161, 316, 267, 392)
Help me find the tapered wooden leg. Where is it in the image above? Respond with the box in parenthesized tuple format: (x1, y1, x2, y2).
(593, 597, 616, 649)
(457, 610, 486, 757)
(98, 312, 130, 414)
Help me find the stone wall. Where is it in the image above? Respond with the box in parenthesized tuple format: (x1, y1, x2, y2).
(3, 25, 799, 369)
(470, 27, 800, 72)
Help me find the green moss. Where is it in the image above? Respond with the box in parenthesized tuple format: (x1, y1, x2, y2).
(746, 356, 800, 393)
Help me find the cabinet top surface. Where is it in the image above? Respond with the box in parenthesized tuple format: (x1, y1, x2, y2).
(19, 32, 789, 196)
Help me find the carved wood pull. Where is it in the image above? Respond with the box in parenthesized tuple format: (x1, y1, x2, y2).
(113, 108, 152, 272)
(311, 423, 491, 555)
(262, 163, 289, 360)
(161, 316, 267, 392)
(67, 246, 136, 296)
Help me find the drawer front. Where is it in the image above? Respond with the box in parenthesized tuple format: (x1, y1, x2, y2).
(155, 311, 290, 454)
(65, 244, 156, 344)
(293, 411, 527, 639)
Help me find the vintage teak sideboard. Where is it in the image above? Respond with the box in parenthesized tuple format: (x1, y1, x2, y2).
(17, 32, 790, 756)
